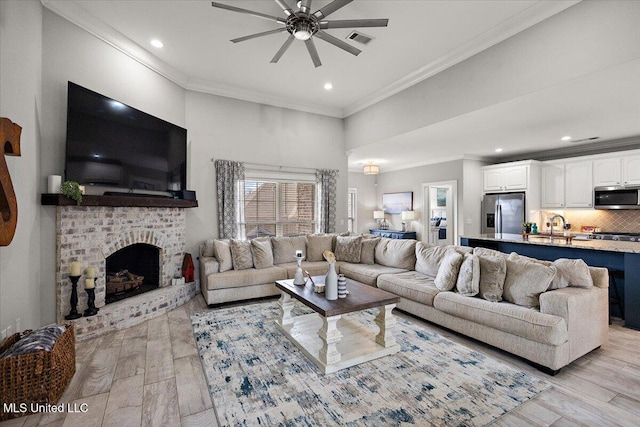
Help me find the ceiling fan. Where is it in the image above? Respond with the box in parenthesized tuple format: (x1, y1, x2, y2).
(211, 0, 389, 67)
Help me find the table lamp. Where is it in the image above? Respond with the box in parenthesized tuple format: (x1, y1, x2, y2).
(401, 211, 415, 232)
(374, 210, 388, 230)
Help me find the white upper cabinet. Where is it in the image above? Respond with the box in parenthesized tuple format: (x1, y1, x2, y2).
(565, 161, 593, 208)
(623, 155, 640, 185)
(483, 165, 528, 192)
(541, 164, 565, 208)
(593, 158, 622, 186)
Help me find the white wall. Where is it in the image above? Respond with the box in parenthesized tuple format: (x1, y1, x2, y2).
(185, 90, 348, 261)
(0, 0, 43, 332)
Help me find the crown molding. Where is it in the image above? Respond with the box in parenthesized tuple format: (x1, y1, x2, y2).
(185, 79, 344, 118)
(342, 0, 580, 117)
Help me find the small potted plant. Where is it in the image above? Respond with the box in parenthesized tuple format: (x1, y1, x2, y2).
(60, 180, 83, 206)
(522, 222, 532, 234)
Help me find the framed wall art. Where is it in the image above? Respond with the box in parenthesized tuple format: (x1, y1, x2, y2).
(382, 192, 413, 214)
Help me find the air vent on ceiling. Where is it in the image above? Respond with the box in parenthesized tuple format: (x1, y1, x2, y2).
(571, 137, 600, 143)
(347, 31, 374, 45)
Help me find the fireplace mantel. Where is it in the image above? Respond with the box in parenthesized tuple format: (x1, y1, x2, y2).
(41, 193, 198, 208)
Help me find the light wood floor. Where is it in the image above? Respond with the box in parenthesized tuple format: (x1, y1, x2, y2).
(2, 294, 640, 427)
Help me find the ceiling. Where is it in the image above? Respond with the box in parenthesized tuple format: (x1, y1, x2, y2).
(43, 0, 640, 173)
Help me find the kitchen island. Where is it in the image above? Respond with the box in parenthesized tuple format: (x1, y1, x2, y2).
(460, 233, 640, 330)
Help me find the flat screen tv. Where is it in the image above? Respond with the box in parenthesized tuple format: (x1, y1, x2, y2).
(65, 82, 187, 194)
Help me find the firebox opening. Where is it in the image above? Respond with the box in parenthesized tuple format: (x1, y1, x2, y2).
(105, 243, 160, 305)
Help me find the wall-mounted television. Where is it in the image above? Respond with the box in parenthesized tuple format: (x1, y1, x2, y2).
(65, 82, 187, 195)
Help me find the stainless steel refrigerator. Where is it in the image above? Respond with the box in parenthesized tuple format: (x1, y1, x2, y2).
(481, 192, 526, 234)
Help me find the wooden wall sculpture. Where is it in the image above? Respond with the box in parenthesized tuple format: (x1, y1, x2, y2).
(0, 117, 22, 246)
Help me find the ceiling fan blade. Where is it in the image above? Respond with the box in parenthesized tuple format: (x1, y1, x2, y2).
(211, 2, 286, 24)
(313, 0, 353, 19)
(304, 38, 322, 68)
(274, 0, 294, 16)
(315, 31, 361, 56)
(271, 35, 295, 63)
(319, 18, 389, 29)
(299, 0, 312, 14)
(231, 28, 287, 43)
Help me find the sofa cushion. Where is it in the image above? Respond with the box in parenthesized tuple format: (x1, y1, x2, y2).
(503, 258, 556, 308)
(339, 262, 408, 287)
(200, 256, 219, 275)
(375, 238, 417, 270)
(473, 247, 509, 259)
(251, 237, 274, 269)
(201, 239, 215, 257)
(434, 250, 463, 291)
(478, 255, 507, 302)
(456, 253, 480, 297)
(415, 243, 449, 278)
(377, 272, 440, 306)
(204, 266, 287, 290)
(230, 239, 253, 270)
(272, 236, 307, 265)
(306, 235, 334, 262)
(433, 292, 568, 346)
(360, 237, 380, 265)
(334, 235, 362, 263)
(213, 239, 233, 272)
(279, 261, 331, 280)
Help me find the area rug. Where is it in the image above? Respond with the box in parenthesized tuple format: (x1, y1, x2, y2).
(191, 302, 549, 426)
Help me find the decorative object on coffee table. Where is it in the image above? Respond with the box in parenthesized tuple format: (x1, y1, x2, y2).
(323, 250, 337, 300)
(337, 274, 347, 298)
(65, 261, 82, 320)
(293, 250, 305, 285)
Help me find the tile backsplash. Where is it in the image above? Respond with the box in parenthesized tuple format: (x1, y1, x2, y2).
(537, 209, 640, 233)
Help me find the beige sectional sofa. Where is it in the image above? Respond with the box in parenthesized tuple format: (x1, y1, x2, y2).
(199, 234, 608, 373)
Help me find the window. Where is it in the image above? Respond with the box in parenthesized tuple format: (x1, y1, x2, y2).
(347, 188, 357, 233)
(238, 179, 317, 238)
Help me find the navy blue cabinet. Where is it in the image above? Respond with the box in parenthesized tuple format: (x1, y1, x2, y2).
(369, 229, 417, 240)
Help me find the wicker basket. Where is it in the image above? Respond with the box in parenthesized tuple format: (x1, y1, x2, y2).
(0, 324, 76, 421)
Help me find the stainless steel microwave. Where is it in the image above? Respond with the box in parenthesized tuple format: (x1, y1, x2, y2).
(594, 185, 640, 209)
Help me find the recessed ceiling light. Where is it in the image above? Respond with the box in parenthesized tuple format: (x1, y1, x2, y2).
(561, 136, 572, 141)
(324, 82, 333, 90)
(495, 148, 503, 153)
(150, 39, 164, 48)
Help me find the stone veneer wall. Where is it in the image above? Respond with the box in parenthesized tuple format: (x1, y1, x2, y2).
(56, 206, 191, 338)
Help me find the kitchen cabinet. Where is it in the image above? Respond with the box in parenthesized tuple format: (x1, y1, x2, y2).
(541, 164, 565, 208)
(565, 161, 593, 207)
(593, 155, 640, 187)
(483, 165, 529, 192)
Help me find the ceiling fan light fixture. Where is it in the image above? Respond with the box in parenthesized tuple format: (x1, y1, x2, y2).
(293, 20, 313, 40)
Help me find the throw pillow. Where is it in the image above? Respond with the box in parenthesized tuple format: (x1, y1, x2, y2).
(213, 239, 233, 272)
(434, 250, 464, 291)
(456, 253, 480, 297)
(415, 243, 450, 278)
(251, 237, 274, 269)
(473, 247, 508, 259)
(230, 239, 254, 270)
(552, 258, 594, 289)
(360, 237, 380, 265)
(201, 239, 215, 257)
(334, 235, 363, 263)
(478, 255, 507, 302)
(503, 258, 557, 308)
(306, 235, 334, 262)
(271, 236, 307, 265)
(1, 324, 66, 359)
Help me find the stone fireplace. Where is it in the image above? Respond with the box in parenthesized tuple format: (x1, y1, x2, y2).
(105, 243, 160, 304)
(53, 203, 196, 339)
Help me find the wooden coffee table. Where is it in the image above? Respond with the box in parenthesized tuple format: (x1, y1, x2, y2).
(275, 276, 400, 374)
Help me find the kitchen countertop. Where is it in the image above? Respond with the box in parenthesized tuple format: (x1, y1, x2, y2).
(461, 233, 640, 254)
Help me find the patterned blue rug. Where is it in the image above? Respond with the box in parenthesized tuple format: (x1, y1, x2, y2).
(191, 301, 549, 426)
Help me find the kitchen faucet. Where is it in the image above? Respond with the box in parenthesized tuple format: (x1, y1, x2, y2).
(549, 214, 566, 237)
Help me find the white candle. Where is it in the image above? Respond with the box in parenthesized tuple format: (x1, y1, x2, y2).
(85, 278, 95, 289)
(86, 267, 96, 279)
(70, 262, 81, 276)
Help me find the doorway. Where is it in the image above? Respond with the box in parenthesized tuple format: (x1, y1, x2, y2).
(422, 180, 457, 246)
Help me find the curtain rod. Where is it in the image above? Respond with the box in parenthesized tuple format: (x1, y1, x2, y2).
(211, 158, 320, 173)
